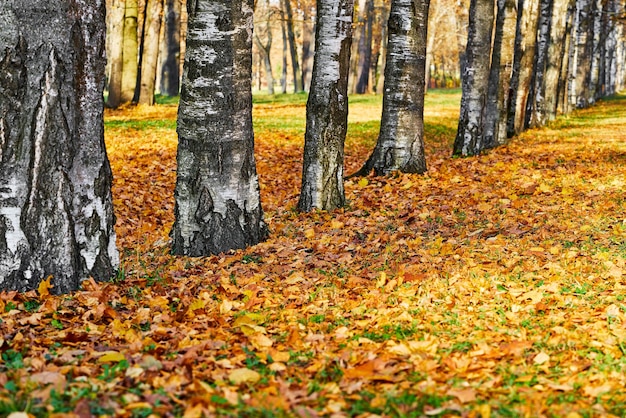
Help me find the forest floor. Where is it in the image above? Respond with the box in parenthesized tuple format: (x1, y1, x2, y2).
(1, 90, 626, 417)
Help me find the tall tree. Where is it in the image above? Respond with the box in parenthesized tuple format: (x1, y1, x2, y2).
(138, 0, 164, 104)
(0, 0, 118, 293)
(507, 0, 540, 136)
(282, 0, 303, 92)
(301, 0, 315, 91)
(351, 0, 430, 176)
(298, 0, 354, 211)
(453, 0, 495, 156)
(160, 0, 181, 96)
(122, 0, 140, 103)
(172, 0, 268, 256)
(355, 0, 375, 94)
(106, 0, 126, 107)
(254, 0, 275, 94)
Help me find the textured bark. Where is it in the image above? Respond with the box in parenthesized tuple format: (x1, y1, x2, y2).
(573, 0, 593, 107)
(280, 5, 288, 94)
(282, 0, 303, 92)
(106, 0, 125, 107)
(298, 0, 354, 212)
(543, 0, 571, 121)
(172, 0, 268, 256)
(121, 0, 139, 103)
(0, 0, 118, 293)
(453, 0, 495, 156)
(484, 0, 517, 148)
(352, 0, 430, 176)
(160, 0, 181, 96)
(507, 0, 539, 136)
(138, 0, 163, 104)
(526, 0, 554, 128)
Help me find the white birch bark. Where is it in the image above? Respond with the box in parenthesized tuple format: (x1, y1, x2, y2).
(0, 0, 118, 293)
(172, 0, 267, 255)
(298, 0, 354, 211)
(453, 0, 495, 156)
(352, 0, 430, 176)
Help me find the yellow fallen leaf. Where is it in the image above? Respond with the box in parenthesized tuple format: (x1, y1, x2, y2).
(304, 228, 315, 239)
(376, 272, 387, 287)
(229, 368, 261, 384)
(447, 387, 476, 404)
(98, 351, 126, 363)
(533, 352, 550, 365)
(358, 178, 369, 188)
(38, 276, 53, 298)
(331, 220, 344, 229)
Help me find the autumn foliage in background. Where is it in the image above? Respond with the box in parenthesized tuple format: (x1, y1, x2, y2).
(1, 90, 625, 417)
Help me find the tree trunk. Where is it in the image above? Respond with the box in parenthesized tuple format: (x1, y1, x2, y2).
(352, 0, 430, 176)
(280, 4, 289, 94)
(106, 0, 125, 107)
(574, 0, 593, 107)
(0, 0, 118, 293)
(454, 0, 470, 79)
(484, 0, 517, 148)
(121, 0, 139, 103)
(254, 0, 275, 95)
(301, 2, 315, 92)
(355, 0, 375, 94)
(543, 0, 571, 121)
(298, 0, 354, 212)
(160, 0, 181, 96)
(375, 1, 390, 94)
(172, 0, 268, 256)
(282, 0, 303, 92)
(138, 0, 163, 104)
(453, 0, 495, 156)
(507, 0, 540, 136)
(525, 0, 554, 128)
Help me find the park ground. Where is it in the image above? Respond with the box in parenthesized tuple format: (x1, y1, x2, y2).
(1, 89, 626, 417)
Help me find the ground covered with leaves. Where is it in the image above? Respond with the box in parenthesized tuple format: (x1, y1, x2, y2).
(1, 90, 626, 417)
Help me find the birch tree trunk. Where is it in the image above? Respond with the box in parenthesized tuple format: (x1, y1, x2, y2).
(254, 0, 275, 95)
(543, 0, 571, 121)
(507, 0, 539, 136)
(355, 0, 375, 94)
(352, 0, 430, 176)
(526, 0, 554, 128)
(122, 0, 139, 103)
(280, 5, 289, 94)
(301, 2, 315, 92)
(298, 0, 354, 212)
(282, 0, 303, 92)
(107, 0, 126, 107)
(453, 0, 495, 156)
(0, 0, 118, 293)
(172, 0, 268, 256)
(160, 0, 181, 96)
(484, 0, 517, 148)
(138, 0, 163, 104)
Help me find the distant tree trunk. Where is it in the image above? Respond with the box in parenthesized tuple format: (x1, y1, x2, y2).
(556, 1, 574, 115)
(375, 1, 390, 94)
(298, 0, 354, 212)
(160, 0, 181, 96)
(507, 0, 540, 136)
(301, 2, 315, 91)
(107, 0, 125, 107)
(484, 0, 516, 148)
(574, 0, 593, 107)
(282, 0, 303, 92)
(453, 0, 495, 156)
(254, 0, 275, 94)
(543, 0, 571, 120)
(454, 0, 470, 78)
(526, 0, 554, 128)
(355, 0, 375, 93)
(370, 0, 386, 94)
(172, 0, 268, 256)
(280, 4, 288, 94)
(122, 0, 139, 103)
(352, 0, 430, 176)
(138, 0, 163, 104)
(0, 0, 118, 293)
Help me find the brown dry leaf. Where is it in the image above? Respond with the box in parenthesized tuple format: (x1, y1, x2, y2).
(229, 368, 261, 385)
